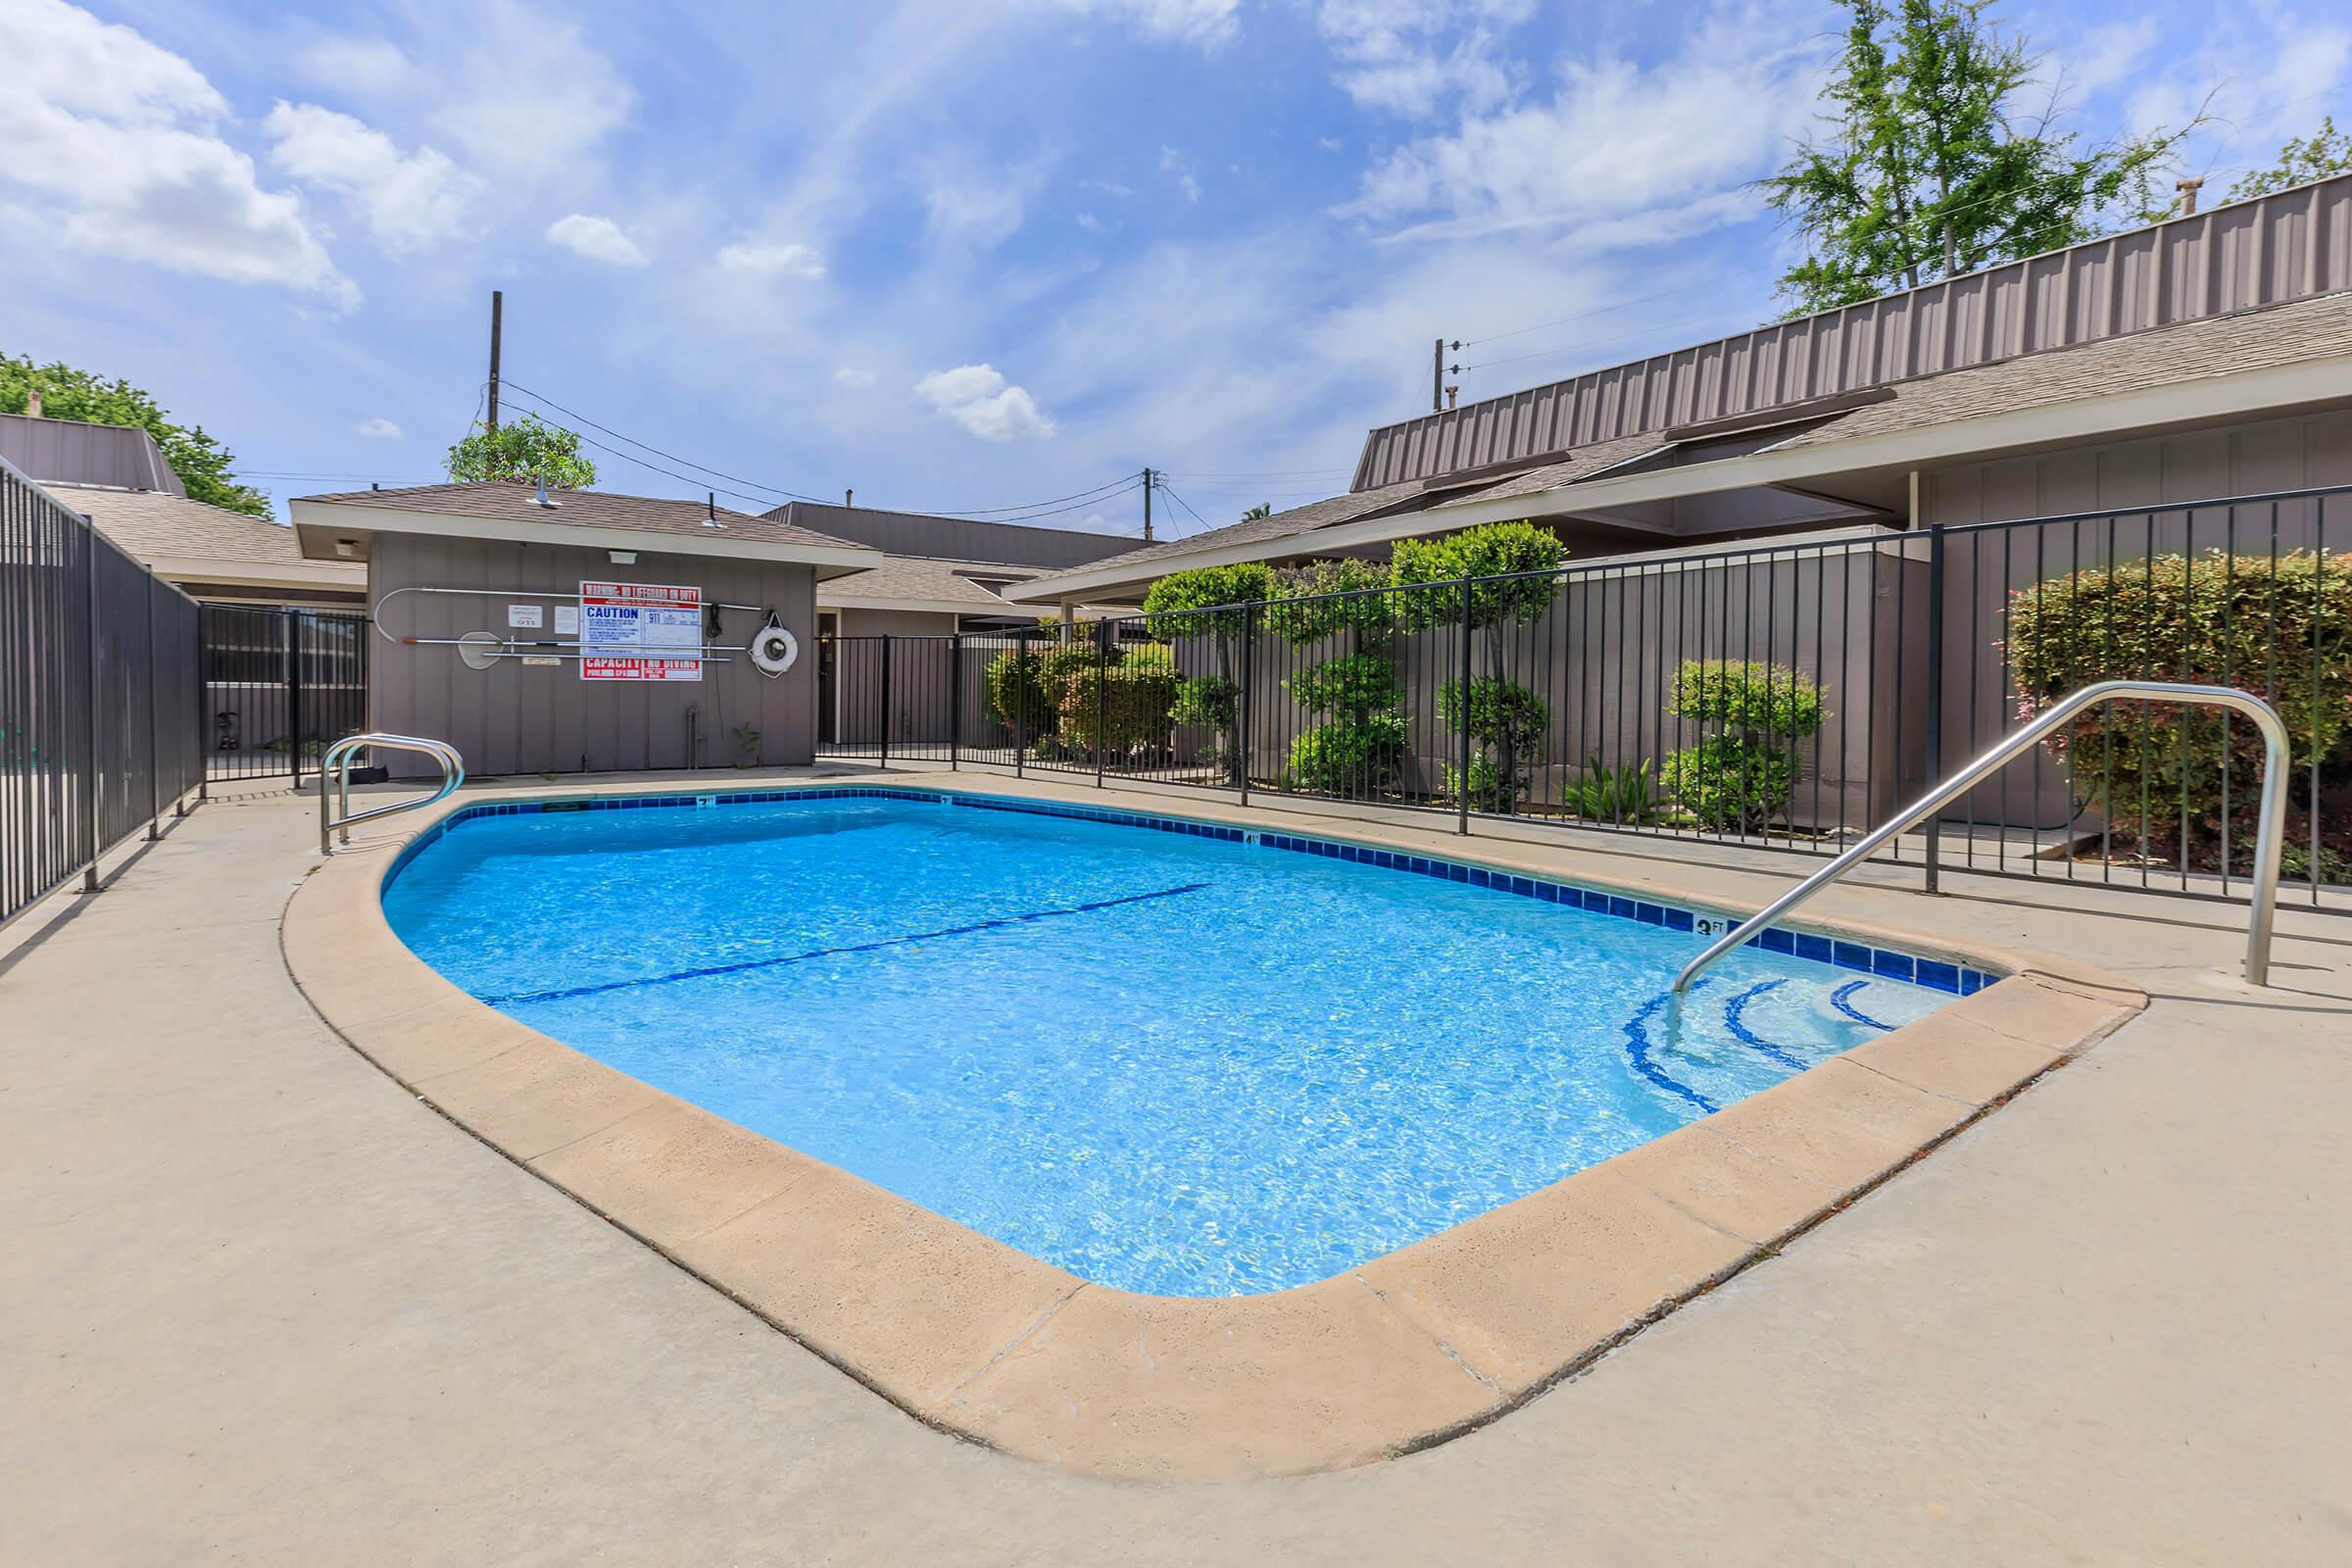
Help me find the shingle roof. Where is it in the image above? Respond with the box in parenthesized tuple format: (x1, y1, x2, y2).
(818, 555, 1042, 610)
(49, 483, 363, 580)
(295, 481, 870, 553)
(1778, 288, 2352, 451)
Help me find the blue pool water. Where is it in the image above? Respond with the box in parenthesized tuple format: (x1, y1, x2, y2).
(383, 791, 1965, 1297)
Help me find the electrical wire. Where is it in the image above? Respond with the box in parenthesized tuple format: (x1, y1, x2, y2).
(495, 380, 826, 504)
(1151, 480, 1214, 538)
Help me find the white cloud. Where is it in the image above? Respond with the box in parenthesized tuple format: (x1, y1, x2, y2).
(1340, 7, 1829, 244)
(1316, 0, 1535, 119)
(0, 0, 353, 306)
(353, 416, 403, 439)
(1076, 211, 1104, 231)
(264, 102, 479, 253)
(717, 239, 826, 278)
(917, 154, 1054, 250)
(297, 34, 414, 95)
(546, 213, 647, 266)
(832, 366, 877, 389)
(915, 364, 1056, 441)
(1063, 0, 1242, 49)
(427, 0, 633, 178)
(1159, 145, 1201, 202)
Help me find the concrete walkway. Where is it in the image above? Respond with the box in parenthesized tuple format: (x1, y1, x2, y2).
(4, 773, 2347, 1565)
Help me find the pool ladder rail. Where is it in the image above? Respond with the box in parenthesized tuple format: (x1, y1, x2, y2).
(1671, 681, 2291, 997)
(320, 733, 466, 856)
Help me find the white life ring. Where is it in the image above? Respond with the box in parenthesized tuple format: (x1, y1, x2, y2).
(749, 622, 798, 677)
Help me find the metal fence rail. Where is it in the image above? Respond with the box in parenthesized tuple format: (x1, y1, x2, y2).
(796, 482, 2349, 915)
(1, 458, 205, 932)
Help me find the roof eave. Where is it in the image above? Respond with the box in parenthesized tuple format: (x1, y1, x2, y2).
(288, 498, 886, 577)
(1417, 349, 2352, 534)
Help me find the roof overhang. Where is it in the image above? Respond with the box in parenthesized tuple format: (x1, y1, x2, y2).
(1017, 348, 2352, 603)
(290, 498, 886, 581)
(136, 554, 368, 594)
(1422, 350, 2352, 533)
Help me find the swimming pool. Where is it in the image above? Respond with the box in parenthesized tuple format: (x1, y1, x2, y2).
(383, 788, 1983, 1297)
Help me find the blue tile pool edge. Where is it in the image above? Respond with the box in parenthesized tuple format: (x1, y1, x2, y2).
(383, 783, 2001, 997)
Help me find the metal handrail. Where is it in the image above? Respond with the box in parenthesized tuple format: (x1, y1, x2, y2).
(320, 733, 466, 855)
(1672, 682, 2291, 995)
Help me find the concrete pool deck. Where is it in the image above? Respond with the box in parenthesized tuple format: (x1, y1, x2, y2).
(285, 772, 2141, 1481)
(4, 765, 2348, 1560)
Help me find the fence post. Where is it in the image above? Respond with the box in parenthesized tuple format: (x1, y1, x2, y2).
(1923, 524, 1944, 893)
(1094, 618, 1109, 790)
(1013, 628, 1028, 779)
(878, 633, 893, 770)
(949, 632, 962, 770)
(286, 612, 304, 789)
(1457, 576, 1473, 836)
(143, 564, 160, 839)
(81, 520, 102, 893)
(195, 605, 208, 803)
(1238, 604, 1254, 808)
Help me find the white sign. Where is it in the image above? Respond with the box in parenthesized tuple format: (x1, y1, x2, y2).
(554, 605, 579, 636)
(508, 604, 543, 629)
(578, 580, 703, 682)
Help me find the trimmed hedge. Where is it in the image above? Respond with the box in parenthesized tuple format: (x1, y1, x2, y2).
(1663, 660, 1827, 832)
(2005, 548, 2352, 877)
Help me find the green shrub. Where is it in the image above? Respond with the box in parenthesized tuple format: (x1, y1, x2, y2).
(1439, 676, 1548, 753)
(1140, 563, 1275, 641)
(1435, 674, 1548, 812)
(1170, 675, 1237, 728)
(1666, 661, 1827, 737)
(1058, 660, 1182, 756)
(1263, 558, 1395, 642)
(1442, 756, 1516, 812)
(1565, 754, 1658, 824)
(1661, 661, 1827, 831)
(1389, 520, 1566, 634)
(2005, 548, 2352, 873)
(1286, 653, 1400, 715)
(1286, 715, 1407, 794)
(983, 647, 1052, 732)
(1661, 736, 1799, 832)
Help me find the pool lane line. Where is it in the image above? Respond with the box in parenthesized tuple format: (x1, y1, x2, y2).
(1830, 979, 1896, 1031)
(1722, 980, 1808, 1071)
(476, 881, 1212, 1007)
(1622, 986, 1721, 1115)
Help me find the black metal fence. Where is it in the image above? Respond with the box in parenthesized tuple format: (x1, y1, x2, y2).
(806, 484, 2351, 913)
(197, 605, 369, 781)
(2, 461, 205, 932)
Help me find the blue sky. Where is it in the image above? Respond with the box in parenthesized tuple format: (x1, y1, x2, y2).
(2, 1, 2344, 535)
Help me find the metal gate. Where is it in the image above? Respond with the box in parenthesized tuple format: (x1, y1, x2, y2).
(198, 606, 369, 781)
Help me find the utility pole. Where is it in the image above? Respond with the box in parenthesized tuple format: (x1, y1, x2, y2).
(486, 290, 503, 435)
(1432, 337, 1460, 412)
(1142, 467, 1153, 542)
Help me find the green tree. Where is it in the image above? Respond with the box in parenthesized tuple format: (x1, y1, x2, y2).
(0, 354, 270, 516)
(444, 413, 597, 487)
(1142, 562, 1275, 785)
(2227, 116, 2352, 203)
(1762, 0, 2195, 315)
(1390, 521, 1567, 812)
(1241, 502, 1273, 520)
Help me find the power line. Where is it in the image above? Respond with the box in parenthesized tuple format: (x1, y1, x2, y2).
(499, 378, 1150, 523)
(1151, 480, 1213, 537)
(496, 380, 825, 505)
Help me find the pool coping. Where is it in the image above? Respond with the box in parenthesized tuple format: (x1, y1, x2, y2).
(282, 775, 2147, 1482)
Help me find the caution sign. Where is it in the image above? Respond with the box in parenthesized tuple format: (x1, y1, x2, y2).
(579, 580, 703, 682)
